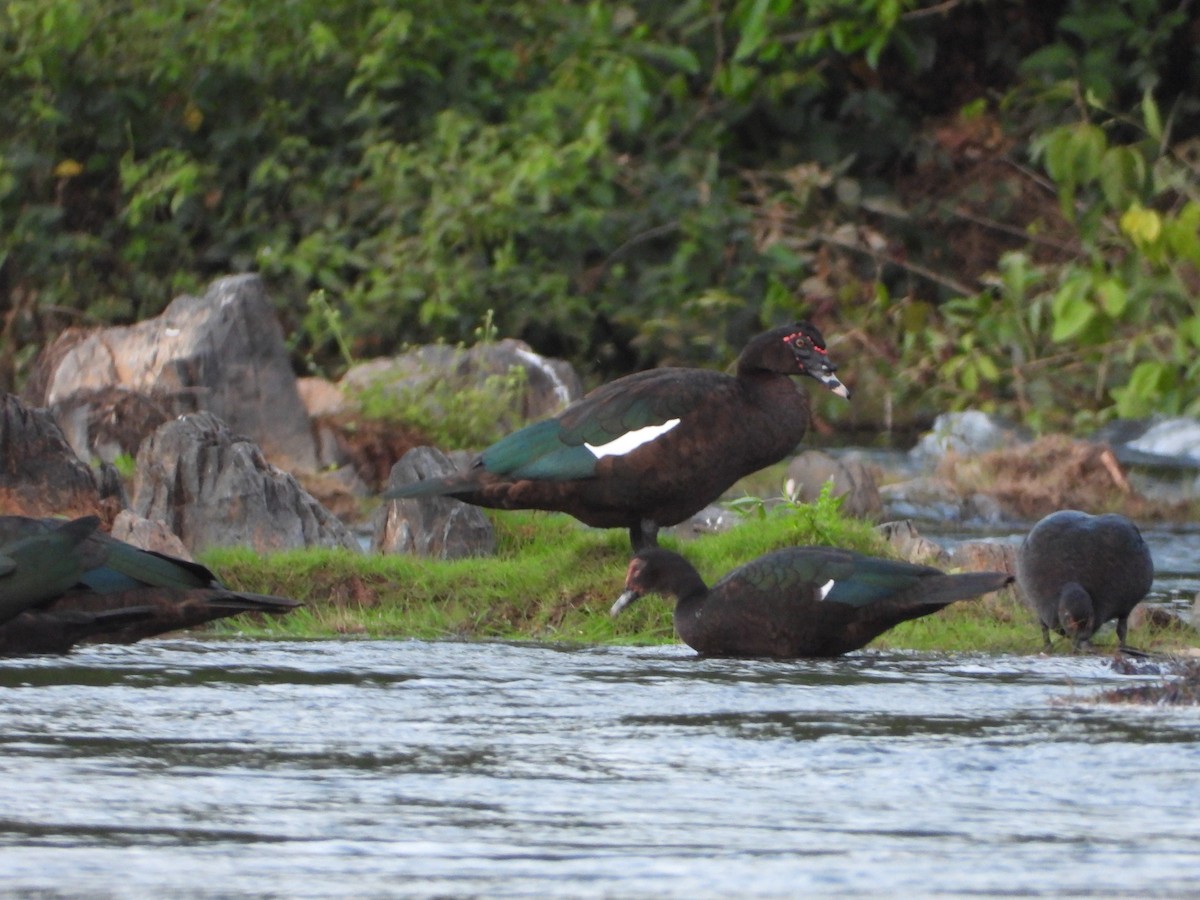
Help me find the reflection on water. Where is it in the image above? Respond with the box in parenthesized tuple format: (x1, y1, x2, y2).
(1, 639, 1199, 898)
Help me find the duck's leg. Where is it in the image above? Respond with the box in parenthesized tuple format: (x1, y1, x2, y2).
(1115, 614, 1130, 649)
(629, 520, 659, 552)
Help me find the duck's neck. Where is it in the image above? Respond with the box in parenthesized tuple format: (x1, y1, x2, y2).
(666, 564, 710, 614)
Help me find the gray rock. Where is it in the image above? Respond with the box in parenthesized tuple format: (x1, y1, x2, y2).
(673, 503, 742, 539)
(375, 447, 496, 558)
(1129, 603, 1192, 633)
(133, 411, 358, 555)
(296, 376, 347, 419)
(30, 274, 318, 473)
(947, 540, 1017, 579)
(0, 393, 106, 518)
(878, 474, 1011, 525)
(342, 338, 582, 426)
(109, 509, 195, 560)
(874, 519, 948, 566)
(785, 450, 883, 521)
(1088, 417, 1200, 503)
(1098, 416, 1200, 476)
(49, 386, 171, 465)
(911, 410, 1029, 465)
(878, 475, 967, 522)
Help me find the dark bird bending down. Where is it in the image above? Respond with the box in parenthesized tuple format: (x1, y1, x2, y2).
(611, 546, 1013, 658)
(384, 322, 849, 550)
(1015, 509, 1154, 653)
(0, 515, 301, 655)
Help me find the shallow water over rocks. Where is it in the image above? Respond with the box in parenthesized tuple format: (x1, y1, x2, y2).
(2, 639, 1199, 898)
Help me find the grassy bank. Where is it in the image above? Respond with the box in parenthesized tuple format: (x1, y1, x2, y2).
(205, 498, 1195, 656)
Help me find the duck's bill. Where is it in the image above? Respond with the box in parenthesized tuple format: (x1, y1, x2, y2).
(816, 371, 851, 399)
(610, 590, 641, 616)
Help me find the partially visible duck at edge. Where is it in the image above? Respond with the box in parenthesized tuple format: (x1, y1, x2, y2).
(384, 322, 850, 551)
(1016, 509, 1154, 653)
(612, 546, 1013, 659)
(0, 515, 301, 656)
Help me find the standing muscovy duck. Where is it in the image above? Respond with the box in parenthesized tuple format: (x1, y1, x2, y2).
(0, 515, 301, 654)
(1015, 509, 1154, 652)
(611, 546, 1013, 658)
(384, 322, 849, 551)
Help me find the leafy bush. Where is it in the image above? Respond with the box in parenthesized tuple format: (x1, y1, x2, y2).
(2, 0, 1198, 435)
(934, 90, 1200, 430)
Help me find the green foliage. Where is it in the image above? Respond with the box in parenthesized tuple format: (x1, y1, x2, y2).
(3, 0, 1199, 433)
(0, 0, 932, 391)
(107, 453, 137, 481)
(353, 361, 530, 451)
(934, 102, 1200, 429)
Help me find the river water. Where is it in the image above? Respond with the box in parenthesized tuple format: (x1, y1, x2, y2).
(2, 636, 1199, 898)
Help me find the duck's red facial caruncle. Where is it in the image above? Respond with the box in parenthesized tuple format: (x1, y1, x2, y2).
(783, 325, 850, 399)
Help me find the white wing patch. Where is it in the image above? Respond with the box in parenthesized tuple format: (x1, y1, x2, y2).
(585, 418, 681, 459)
(817, 578, 835, 600)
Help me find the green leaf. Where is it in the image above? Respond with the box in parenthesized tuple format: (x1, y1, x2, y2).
(1038, 126, 1076, 187)
(1163, 201, 1200, 267)
(1095, 279, 1127, 318)
(1051, 281, 1094, 342)
(1143, 89, 1163, 143)
(307, 21, 339, 61)
(1017, 44, 1074, 78)
(1119, 203, 1162, 248)
(1099, 146, 1145, 208)
(733, 0, 771, 62)
(1181, 317, 1200, 350)
(641, 43, 701, 75)
(974, 353, 1000, 382)
(1068, 124, 1106, 183)
(1113, 360, 1172, 418)
(960, 360, 979, 392)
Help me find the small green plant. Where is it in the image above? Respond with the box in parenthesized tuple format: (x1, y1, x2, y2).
(473, 308, 499, 345)
(108, 452, 138, 481)
(728, 480, 852, 539)
(353, 361, 529, 450)
(301, 289, 356, 373)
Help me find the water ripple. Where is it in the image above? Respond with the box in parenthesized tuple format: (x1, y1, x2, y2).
(1, 639, 1198, 898)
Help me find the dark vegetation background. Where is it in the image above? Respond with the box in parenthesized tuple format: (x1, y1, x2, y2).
(2, 0, 1198, 435)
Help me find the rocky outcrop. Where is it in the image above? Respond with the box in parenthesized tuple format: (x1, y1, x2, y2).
(109, 509, 196, 560)
(881, 411, 1200, 523)
(27, 274, 319, 473)
(946, 539, 1017, 580)
(375, 447, 496, 558)
(1097, 416, 1200, 468)
(342, 338, 582, 427)
(48, 386, 173, 466)
(874, 519, 948, 566)
(910, 410, 1030, 464)
(785, 450, 883, 521)
(133, 412, 358, 555)
(879, 475, 1007, 524)
(0, 393, 112, 519)
(875, 520, 1017, 601)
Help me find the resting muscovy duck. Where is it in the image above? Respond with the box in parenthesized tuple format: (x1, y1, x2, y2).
(0, 515, 300, 654)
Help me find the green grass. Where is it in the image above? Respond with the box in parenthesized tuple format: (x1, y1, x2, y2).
(203, 493, 1197, 656)
(206, 489, 875, 644)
